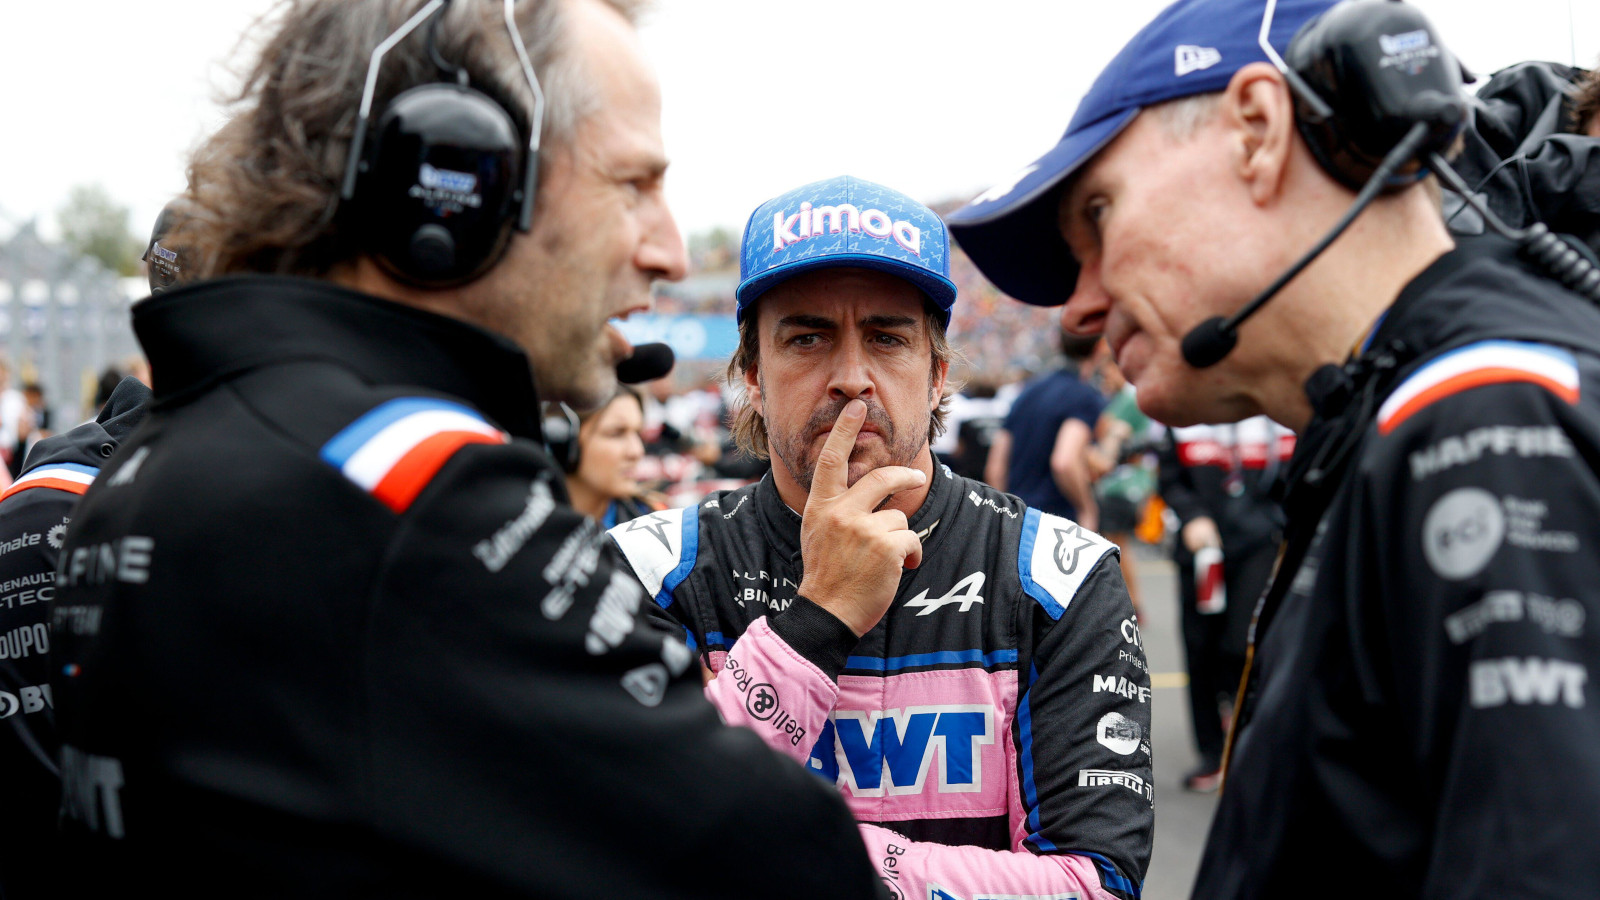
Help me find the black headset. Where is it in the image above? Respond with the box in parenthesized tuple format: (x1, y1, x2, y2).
(542, 402, 582, 473)
(1183, 0, 1600, 369)
(339, 0, 544, 288)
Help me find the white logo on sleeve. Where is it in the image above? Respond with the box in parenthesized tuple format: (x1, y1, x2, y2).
(1470, 657, 1587, 709)
(904, 572, 986, 616)
(1422, 487, 1504, 580)
(1175, 45, 1222, 76)
(1097, 711, 1143, 755)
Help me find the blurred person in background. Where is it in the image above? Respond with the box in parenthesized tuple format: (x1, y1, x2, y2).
(1155, 417, 1291, 792)
(986, 330, 1105, 530)
(1580, 66, 1600, 138)
(0, 362, 26, 476)
(553, 386, 662, 527)
(1445, 56, 1600, 255)
(0, 197, 176, 896)
(0, 377, 148, 900)
(14, 382, 51, 471)
(46, 0, 882, 895)
(1087, 345, 1155, 622)
(950, 0, 1600, 894)
(611, 175, 1150, 900)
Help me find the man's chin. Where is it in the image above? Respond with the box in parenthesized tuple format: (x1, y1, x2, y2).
(542, 363, 616, 413)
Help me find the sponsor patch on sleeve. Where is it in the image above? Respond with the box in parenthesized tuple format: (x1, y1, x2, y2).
(1017, 509, 1116, 621)
(320, 397, 507, 513)
(1378, 341, 1579, 436)
(606, 507, 697, 609)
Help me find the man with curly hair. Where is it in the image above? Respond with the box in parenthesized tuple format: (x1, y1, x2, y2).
(46, 2, 883, 896)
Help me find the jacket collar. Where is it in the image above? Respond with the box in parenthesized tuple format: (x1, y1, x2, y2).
(133, 275, 544, 439)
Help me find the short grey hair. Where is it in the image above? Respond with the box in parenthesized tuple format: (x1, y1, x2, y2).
(172, 0, 646, 278)
(1147, 91, 1223, 140)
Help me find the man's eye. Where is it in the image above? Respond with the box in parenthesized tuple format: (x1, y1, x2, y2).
(790, 334, 820, 347)
(873, 333, 908, 347)
(1085, 199, 1109, 226)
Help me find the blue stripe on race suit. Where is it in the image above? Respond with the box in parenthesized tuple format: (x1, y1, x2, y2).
(1069, 849, 1141, 899)
(1017, 507, 1067, 621)
(681, 627, 696, 653)
(1018, 662, 1056, 852)
(704, 631, 728, 649)
(653, 505, 700, 610)
(845, 649, 1020, 672)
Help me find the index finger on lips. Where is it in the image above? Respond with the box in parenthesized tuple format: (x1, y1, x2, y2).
(808, 399, 866, 502)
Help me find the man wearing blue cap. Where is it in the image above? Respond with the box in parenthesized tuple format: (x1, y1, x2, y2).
(610, 176, 1152, 900)
(951, 0, 1600, 897)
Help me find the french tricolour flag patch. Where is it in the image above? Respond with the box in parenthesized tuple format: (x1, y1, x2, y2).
(322, 398, 507, 513)
(1378, 340, 1580, 435)
(0, 462, 98, 503)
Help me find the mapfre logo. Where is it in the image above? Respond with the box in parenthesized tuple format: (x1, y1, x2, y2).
(772, 201, 922, 256)
(809, 705, 995, 797)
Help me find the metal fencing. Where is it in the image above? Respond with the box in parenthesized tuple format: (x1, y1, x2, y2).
(0, 223, 141, 429)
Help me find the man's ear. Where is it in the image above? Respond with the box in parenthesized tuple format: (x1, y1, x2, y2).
(1224, 62, 1298, 207)
(744, 355, 763, 417)
(929, 357, 949, 412)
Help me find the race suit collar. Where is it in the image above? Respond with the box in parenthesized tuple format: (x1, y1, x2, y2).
(132, 274, 544, 440)
(752, 458, 957, 564)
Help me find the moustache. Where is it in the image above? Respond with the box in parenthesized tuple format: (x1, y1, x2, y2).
(807, 398, 895, 442)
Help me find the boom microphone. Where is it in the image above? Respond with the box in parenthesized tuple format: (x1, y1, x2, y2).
(616, 342, 675, 384)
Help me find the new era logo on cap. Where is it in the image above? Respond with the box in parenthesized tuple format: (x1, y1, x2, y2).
(736, 175, 958, 325)
(1175, 44, 1222, 76)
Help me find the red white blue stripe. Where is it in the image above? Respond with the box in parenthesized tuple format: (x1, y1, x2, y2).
(1378, 341, 1580, 435)
(321, 398, 506, 513)
(0, 463, 98, 502)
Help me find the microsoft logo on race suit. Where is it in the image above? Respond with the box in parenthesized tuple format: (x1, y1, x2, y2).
(807, 705, 995, 797)
(771, 201, 922, 255)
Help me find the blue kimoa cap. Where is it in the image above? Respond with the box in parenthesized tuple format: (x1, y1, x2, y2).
(736, 175, 958, 326)
(947, 0, 1341, 307)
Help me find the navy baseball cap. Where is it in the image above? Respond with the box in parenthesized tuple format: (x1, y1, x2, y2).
(947, 0, 1340, 307)
(736, 175, 958, 327)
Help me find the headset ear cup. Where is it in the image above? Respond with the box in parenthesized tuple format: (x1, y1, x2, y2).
(1285, 0, 1466, 192)
(354, 84, 524, 287)
(543, 404, 582, 474)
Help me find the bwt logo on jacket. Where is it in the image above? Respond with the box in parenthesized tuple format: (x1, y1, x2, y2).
(808, 705, 994, 797)
(772, 201, 922, 256)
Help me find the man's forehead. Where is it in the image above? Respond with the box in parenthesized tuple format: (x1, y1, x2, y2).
(759, 269, 928, 325)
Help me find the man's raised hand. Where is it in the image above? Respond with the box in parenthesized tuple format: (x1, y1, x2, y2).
(797, 400, 926, 637)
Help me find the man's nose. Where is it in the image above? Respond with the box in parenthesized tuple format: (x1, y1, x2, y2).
(637, 196, 688, 283)
(827, 339, 873, 401)
(1061, 260, 1111, 336)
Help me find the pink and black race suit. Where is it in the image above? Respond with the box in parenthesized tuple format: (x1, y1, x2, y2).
(612, 465, 1152, 900)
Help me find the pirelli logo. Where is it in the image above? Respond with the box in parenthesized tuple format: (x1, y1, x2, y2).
(1079, 768, 1154, 803)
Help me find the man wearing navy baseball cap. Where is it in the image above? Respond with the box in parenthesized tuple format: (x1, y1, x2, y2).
(953, 1, 1600, 898)
(610, 175, 1152, 900)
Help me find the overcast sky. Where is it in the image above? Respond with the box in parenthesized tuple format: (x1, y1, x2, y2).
(2, 0, 1595, 243)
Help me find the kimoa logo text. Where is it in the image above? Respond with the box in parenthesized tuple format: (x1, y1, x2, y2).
(772, 201, 922, 256)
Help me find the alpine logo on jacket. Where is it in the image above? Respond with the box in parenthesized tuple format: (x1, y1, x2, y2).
(904, 572, 985, 615)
